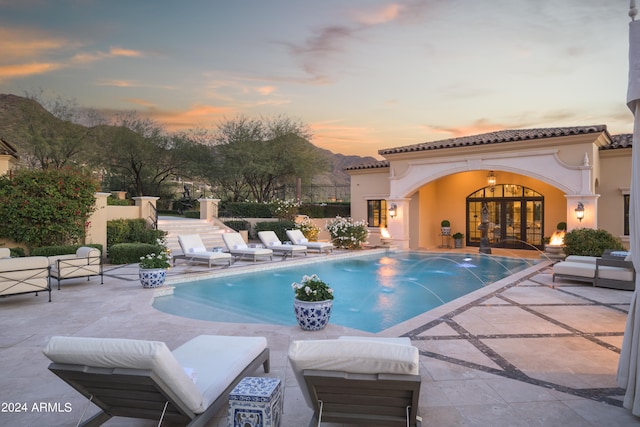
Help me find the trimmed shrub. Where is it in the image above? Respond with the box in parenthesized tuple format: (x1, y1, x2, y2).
(254, 220, 296, 241)
(563, 228, 625, 256)
(30, 244, 103, 257)
(8, 247, 25, 257)
(224, 220, 251, 232)
(109, 242, 165, 265)
(106, 219, 166, 252)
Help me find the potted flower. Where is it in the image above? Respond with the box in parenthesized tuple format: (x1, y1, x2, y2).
(452, 232, 464, 248)
(297, 217, 320, 241)
(138, 239, 171, 288)
(291, 274, 334, 330)
(441, 220, 451, 236)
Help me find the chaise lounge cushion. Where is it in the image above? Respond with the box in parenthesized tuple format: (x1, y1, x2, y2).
(564, 255, 598, 264)
(288, 337, 419, 407)
(553, 261, 596, 279)
(43, 336, 205, 413)
(43, 335, 269, 415)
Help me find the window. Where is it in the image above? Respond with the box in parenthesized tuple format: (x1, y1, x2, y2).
(367, 200, 387, 228)
(624, 194, 630, 236)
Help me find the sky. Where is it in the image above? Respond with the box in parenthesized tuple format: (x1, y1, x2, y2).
(0, 0, 634, 158)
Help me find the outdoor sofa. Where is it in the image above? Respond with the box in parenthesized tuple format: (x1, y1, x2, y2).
(44, 334, 270, 427)
(49, 246, 103, 290)
(0, 255, 52, 302)
(552, 252, 635, 290)
(288, 336, 422, 427)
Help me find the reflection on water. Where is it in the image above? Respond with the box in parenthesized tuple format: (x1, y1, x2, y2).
(153, 252, 537, 333)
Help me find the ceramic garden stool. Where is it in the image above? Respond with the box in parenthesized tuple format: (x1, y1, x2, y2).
(228, 376, 282, 427)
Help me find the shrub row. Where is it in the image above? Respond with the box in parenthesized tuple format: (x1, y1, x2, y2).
(109, 243, 166, 264)
(30, 244, 103, 257)
(563, 228, 625, 256)
(253, 220, 296, 242)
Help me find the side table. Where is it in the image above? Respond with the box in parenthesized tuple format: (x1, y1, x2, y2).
(228, 376, 282, 427)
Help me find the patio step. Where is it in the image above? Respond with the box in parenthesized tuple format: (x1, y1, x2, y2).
(157, 218, 227, 255)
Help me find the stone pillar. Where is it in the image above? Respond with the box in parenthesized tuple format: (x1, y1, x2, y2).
(85, 192, 110, 254)
(386, 198, 411, 250)
(198, 198, 220, 222)
(133, 196, 160, 224)
(111, 191, 127, 200)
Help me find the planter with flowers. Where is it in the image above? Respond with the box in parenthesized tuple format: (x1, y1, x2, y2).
(292, 274, 334, 330)
(297, 217, 320, 241)
(138, 240, 171, 288)
(325, 216, 369, 249)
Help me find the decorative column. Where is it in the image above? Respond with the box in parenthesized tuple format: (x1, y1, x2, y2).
(133, 196, 159, 223)
(386, 198, 411, 250)
(198, 198, 220, 222)
(85, 192, 110, 253)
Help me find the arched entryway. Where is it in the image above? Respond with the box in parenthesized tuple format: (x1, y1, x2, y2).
(466, 184, 544, 250)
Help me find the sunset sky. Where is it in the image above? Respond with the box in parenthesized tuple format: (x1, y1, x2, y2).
(0, 0, 633, 157)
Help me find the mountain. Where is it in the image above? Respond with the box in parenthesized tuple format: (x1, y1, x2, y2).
(0, 93, 376, 187)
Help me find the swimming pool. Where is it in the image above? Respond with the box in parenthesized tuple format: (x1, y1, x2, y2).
(153, 252, 539, 333)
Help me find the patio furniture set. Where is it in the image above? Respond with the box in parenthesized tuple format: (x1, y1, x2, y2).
(552, 250, 636, 291)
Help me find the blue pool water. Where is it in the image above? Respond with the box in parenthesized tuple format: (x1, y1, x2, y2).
(153, 252, 538, 333)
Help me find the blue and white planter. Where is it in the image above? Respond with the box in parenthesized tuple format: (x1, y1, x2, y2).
(138, 268, 167, 288)
(293, 298, 333, 331)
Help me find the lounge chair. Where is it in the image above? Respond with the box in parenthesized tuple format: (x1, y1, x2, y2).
(175, 234, 232, 267)
(222, 232, 273, 262)
(43, 335, 270, 427)
(288, 336, 422, 427)
(258, 230, 307, 258)
(286, 229, 334, 254)
(552, 254, 636, 290)
(0, 248, 10, 259)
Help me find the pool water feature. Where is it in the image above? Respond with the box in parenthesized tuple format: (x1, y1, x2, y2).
(153, 252, 538, 333)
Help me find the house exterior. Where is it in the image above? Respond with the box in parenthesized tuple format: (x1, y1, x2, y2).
(0, 138, 18, 177)
(346, 125, 632, 251)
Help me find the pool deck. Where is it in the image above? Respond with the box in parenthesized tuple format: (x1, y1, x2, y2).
(1, 247, 638, 426)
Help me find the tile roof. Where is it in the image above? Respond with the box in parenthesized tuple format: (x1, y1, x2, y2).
(378, 125, 609, 155)
(344, 160, 389, 171)
(605, 133, 633, 149)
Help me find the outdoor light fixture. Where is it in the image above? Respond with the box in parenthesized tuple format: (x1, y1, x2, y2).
(575, 202, 585, 222)
(388, 203, 397, 218)
(487, 171, 496, 192)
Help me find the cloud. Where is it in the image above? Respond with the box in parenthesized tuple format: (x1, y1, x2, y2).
(72, 46, 145, 64)
(0, 62, 64, 82)
(0, 27, 71, 61)
(353, 3, 402, 25)
(257, 85, 277, 95)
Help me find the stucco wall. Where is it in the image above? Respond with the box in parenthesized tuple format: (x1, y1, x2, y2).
(598, 148, 632, 246)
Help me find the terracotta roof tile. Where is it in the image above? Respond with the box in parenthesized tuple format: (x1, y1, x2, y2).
(606, 133, 633, 149)
(378, 125, 608, 155)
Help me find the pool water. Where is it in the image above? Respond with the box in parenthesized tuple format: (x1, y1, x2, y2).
(153, 252, 538, 333)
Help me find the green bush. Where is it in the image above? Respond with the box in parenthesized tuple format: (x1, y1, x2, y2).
(7, 247, 25, 257)
(109, 243, 165, 264)
(220, 202, 273, 218)
(106, 219, 166, 252)
(563, 228, 625, 256)
(0, 168, 98, 247)
(107, 197, 133, 206)
(254, 220, 296, 241)
(224, 220, 251, 232)
(30, 244, 102, 257)
(184, 211, 200, 219)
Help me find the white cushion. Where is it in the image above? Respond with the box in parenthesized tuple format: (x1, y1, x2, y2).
(43, 336, 205, 413)
(564, 255, 598, 264)
(598, 266, 635, 282)
(299, 238, 309, 243)
(234, 244, 248, 250)
(171, 335, 267, 410)
(0, 248, 10, 259)
(553, 261, 595, 278)
(288, 338, 419, 407)
(76, 246, 100, 258)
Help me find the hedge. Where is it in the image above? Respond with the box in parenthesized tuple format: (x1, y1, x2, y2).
(109, 243, 166, 264)
(254, 220, 296, 242)
(30, 244, 103, 257)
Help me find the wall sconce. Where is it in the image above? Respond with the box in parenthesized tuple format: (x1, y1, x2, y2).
(575, 202, 585, 222)
(487, 171, 496, 192)
(388, 203, 397, 219)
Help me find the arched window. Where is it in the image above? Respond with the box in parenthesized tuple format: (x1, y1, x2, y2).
(466, 184, 544, 249)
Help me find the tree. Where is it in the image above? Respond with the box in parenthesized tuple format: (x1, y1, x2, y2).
(208, 115, 328, 203)
(94, 113, 197, 197)
(0, 168, 98, 247)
